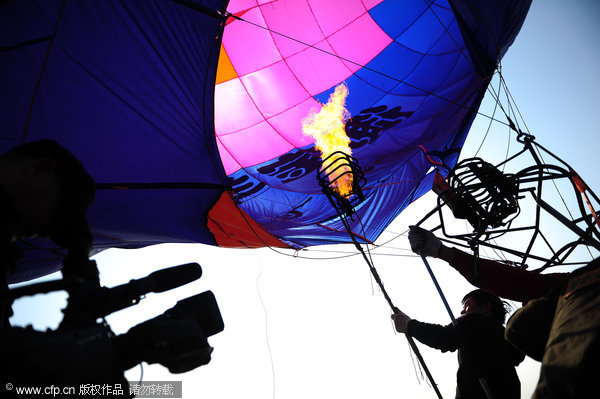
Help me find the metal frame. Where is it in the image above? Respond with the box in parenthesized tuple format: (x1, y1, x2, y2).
(419, 134, 600, 271)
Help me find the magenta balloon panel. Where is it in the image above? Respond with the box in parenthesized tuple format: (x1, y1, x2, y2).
(213, 0, 531, 247)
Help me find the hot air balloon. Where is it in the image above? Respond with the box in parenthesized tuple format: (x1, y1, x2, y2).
(0, 0, 532, 282)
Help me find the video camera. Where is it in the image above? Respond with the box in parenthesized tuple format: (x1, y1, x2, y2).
(0, 259, 224, 395)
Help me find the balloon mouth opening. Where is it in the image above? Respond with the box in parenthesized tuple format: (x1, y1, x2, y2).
(317, 151, 366, 218)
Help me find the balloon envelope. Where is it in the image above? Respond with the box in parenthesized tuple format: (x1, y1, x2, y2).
(0, 0, 531, 282)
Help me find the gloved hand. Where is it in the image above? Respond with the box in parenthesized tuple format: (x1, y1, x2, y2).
(408, 226, 442, 258)
(391, 309, 412, 334)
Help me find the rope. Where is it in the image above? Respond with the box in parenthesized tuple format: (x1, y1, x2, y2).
(256, 268, 277, 399)
(474, 77, 502, 158)
(335, 212, 444, 399)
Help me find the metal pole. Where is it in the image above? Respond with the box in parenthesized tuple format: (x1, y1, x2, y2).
(419, 255, 495, 399)
(420, 254, 456, 324)
(532, 193, 600, 251)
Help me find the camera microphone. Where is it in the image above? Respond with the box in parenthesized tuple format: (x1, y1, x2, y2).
(132, 262, 203, 294)
(61, 263, 202, 325)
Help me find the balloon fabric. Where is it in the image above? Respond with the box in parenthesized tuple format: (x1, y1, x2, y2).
(0, 0, 531, 282)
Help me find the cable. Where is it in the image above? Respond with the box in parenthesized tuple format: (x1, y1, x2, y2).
(135, 362, 144, 388)
(499, 73, 532, 136)
(474, 76, 503, 158)
(371, 227, 411, 249)
(256, 268, 276, 399)
(300, 248, 419, 258)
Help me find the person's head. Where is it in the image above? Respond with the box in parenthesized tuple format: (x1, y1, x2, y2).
(461, 289, 511, 324)
(0, 140, 95, 253)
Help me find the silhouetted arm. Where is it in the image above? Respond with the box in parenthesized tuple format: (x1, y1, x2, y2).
(441, 247, 570, 302)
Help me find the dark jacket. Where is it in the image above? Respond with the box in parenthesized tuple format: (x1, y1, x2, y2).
(408, 313, 524, 399)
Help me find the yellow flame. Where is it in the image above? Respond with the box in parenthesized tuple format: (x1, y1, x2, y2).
(302, 83, 354, 197)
